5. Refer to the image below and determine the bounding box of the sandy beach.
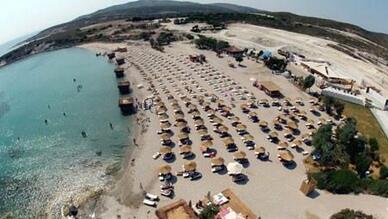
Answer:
[77,41,388,219]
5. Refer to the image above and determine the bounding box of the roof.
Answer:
[156,199,197,219]
[219,189,258,219]
[260,81,280,92]
[225,46,244,53]
[300,61,348,80]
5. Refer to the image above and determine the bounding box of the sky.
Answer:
[1,0,388,45]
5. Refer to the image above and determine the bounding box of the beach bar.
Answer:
[114,67,125,78]
[117,80,131,94]
[258,81,281,97]
[156,199,197,219]
[118,97,136,115]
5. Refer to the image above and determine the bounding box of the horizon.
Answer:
[1,0,388,45]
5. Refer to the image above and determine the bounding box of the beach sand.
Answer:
[77,41,388,219]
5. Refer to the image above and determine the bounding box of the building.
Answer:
[156,199,197,219]
[365,86,388,110]
[224,46,244,57]
[300,61,352,84]
[322,87,365,106]
[258,81,282,97]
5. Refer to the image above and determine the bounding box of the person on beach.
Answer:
[109,122,113,129]
[63,112,67,117]
[44,119,48,125]
[48,104,51,109]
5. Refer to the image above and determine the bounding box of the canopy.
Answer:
[183,161,197,171]
[233,151,247,160]
[158,165,172,174]
[227,162,244,175]
[279,150,294,161]
[160,146,172,154]
[211,157,225,166]
[255,147,266,155]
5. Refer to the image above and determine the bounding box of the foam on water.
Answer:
[0,48,131,218]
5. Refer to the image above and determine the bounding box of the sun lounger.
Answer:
[143,199,157,207]
[152,152,161,160]
[212,165,224,173]
[145,193,159,201]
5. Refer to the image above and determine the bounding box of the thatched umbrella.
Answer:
[291,139,303,148]
[248,111,257,117]
[222,137,234,146]
[279,150,294,161]
[177,132,189,139]
[211,117,223,124]
[227,162,244,175]
[194,119,205,126]
[269,131,279,139]
[191,110,201,117]
[160,146,172,155]
[183,161,197,172]
[233,151,247,160]
[240,103,248,110]
[179,145,192,154]
[259,121,268,127]
[176,121,188,127]
[236,124,247,131]
[278,141,289,149]
[158,165,172,175]
[218,125,229,132]
[242,134,254,141]
[201,140,213,147]
[160,133,171,141]
[254,147,266,155]
[287,121,298,130]
[174,113,185,120]
[259,98,268,104]
[198,129,208,135]
[229,116,240,122]
[157,105,167,113]
[160,122,171,129]
[221,106,231,112]
[206,109,215,115]
[211,157,225,166]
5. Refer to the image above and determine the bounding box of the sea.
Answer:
[0,47,131,218]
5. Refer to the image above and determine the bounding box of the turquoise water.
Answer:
[0,48,131,218]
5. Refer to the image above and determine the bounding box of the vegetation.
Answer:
[312,169,363,194]
[199,204,220,219]
[194,35,230,52]
[341,101,388,162]
[303,75,315,90]
[321,96,345,118]
[264,56,287,71]
[380,165,388,179]
[330,209,374,219]
[235,55,243,65]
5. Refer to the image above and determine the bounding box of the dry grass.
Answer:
[342,101,388,163]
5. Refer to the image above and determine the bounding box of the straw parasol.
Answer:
[291,139,302,148]
[158,113,169,120]
[176,121,188,127]
[227,162,244,175]
[279,150,294,161]
[160,146,172,155]
[218,125,229,132]
[259,121,268,127]
[188,104,197,110]
[158,165,172,175]
[191,110,201,117]
[174,113,185,120]
[211,157,225,166]
[278,141,289,149]
[194,119,205,126]
[229,116,240,122]
[233,151,247,160]
[255,147,266,155]
[242,134,254,141]
[160,122,171,129]
[222,137,234,146]
[269,131,279,139]
[179,145,192,154]
[248,111,257,117]
[287,121,298,130]
[177,132,189,139]
[198,129,208,135]
[183,161,197,172]
[211,117,223,124]
[157,106,167,113]
[160,133,171,141]
[221,106,231,112]
[240,103,248,110]
[206,109,215,115]
[201,140,213,147]
[236,124,247,131]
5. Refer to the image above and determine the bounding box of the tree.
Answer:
[303,75,315,90]
[330,209,373,219]
[380,165,388,179]
[199,204,219,219]
[323,96,335,114]
[369,138,379,152]
[355,154,372,178]
[313,169,362,194]
[334,101,345,118]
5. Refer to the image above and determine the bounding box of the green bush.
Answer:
[366,179,388,197]
[199,204,220,219]
[369,138,379,152]
[312,169,363,194]
[380,165,388,179]
[330,208,373,219]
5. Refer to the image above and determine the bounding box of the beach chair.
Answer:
[145,193,159,201]
[143,199,157,207]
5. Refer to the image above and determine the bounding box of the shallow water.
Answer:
[0,48,131,218]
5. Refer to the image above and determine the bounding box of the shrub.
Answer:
[312,169,363,194]
[199,204,220,219]
[369,138,379,152]
[366,179,388,197]
[380,165,388,179]
[330,208,374,219]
